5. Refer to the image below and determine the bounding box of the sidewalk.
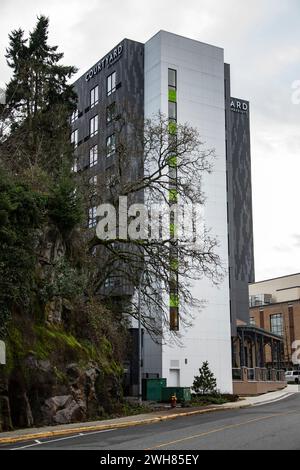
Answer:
[0,386,297,445]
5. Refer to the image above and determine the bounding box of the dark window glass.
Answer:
[89,145,98,167]
[107,72,116,96]
[106,102,116,124]
[88,206,97,228]
[270,314,283,336]
[106,134,116,157]
[168,69,177,88]
[168,101,177,121]
[170,307,179,331]
[90,85,99,108]
[71,129,78,148]
[90,115,98,137]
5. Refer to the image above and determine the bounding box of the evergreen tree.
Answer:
[0,18,82,337]
[192,361,217,395]
[2,15,77,177]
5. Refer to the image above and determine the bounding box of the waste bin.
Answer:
[142,378,167,401]
[161,387,191,403]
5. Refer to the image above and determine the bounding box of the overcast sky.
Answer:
[0,0,299,281]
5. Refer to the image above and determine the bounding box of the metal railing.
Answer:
[232,368,242,380]
[232,367,286,383]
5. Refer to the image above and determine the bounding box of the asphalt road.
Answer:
[3,392,300,450]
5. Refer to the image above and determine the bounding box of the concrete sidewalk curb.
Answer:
[0,403,249,445]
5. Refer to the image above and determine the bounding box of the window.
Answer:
[168,68,177,88]
[104,277,114,288]
[89,145,98,167]
[106,172,116,189]
[89,175,97,195]
[71,109,78,124]
[90,85,99,108]
[107,71,116,96]
[89,175,97,185]
[170,307,179,331]
[71,158,78,173]
[71,129,78,148]
[250,317,256,326]
[90,115,98,137]
[88,206,97,228]
[106,102,116,124]
[270,314,283,336]
[168,101,177,121]
[106,134,116,157]
[104,276,121,289]
[168,68,177,126]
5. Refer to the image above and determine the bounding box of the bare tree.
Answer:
[82,112,225,340]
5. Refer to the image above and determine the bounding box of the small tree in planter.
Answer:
[192,361,217,395]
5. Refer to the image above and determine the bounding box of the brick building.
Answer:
[249,273,300,369]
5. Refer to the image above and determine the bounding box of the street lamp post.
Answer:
[138,269,144,404]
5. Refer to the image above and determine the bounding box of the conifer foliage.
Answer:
[192,361,217,395]
[3,15,77,175]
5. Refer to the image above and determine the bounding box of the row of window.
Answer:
[71,103,116,147]
[168,68,179,333]
[168,68,177,122]
[250,313,284,337]
[71,71,117,124]
[72,135,116,173]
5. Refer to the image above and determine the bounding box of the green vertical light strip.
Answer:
[168,68,179,332]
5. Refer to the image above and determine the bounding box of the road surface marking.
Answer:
[11,429,114,450]
[146,410,299,449]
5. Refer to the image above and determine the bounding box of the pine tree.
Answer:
[192,361,217,395]
[2,15,78,177]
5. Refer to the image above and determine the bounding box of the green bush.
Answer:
[192,361,217,395]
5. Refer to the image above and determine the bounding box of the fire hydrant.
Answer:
[170,394,177,408]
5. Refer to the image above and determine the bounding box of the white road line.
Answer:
[251,393,296,407]
[11,429,114,450]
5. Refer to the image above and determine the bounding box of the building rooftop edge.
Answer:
[145,29,224,52]
[250,273,300,286]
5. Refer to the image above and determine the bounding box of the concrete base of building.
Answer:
[233,381,286,396]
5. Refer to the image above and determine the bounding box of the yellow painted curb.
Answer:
[0,404,247,445]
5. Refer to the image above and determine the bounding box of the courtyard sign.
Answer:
[85,44,123,82]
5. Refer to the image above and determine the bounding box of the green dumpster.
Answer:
[142,378,167,401]
[161,387,191,403]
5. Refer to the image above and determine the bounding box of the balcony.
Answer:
[249,293,272,307]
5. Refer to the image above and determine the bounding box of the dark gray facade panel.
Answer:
[230,96,255,284]
[72,39,145,184]
[225,64,255,333]
[71,39,145,298]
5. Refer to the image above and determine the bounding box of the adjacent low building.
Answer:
[249,273,300,369]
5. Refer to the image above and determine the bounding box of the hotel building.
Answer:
[71,31,254,393]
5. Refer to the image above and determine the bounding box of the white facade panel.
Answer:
[144,31,232,393]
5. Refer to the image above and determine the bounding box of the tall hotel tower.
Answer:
[72,31,254,393]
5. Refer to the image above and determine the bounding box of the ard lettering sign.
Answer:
[85,44,123,82]
[230,99,249,114]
